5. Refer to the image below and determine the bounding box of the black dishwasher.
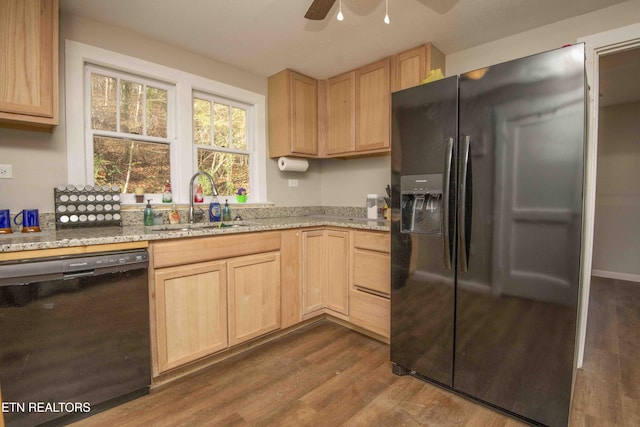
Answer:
[0,250,151,427]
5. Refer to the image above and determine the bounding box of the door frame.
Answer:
[577,24,640,368]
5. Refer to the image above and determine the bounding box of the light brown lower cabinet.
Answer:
[227,252,281,346]
[152,232,282,375]
[350,230,391,339]
[150,228,390,376]
[302,229,350,317]
[154,260,228,373]
[349,289,390,338]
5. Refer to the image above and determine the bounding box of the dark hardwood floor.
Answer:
[72,277,639,426]
[569,277,640,426]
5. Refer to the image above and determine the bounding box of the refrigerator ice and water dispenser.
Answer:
[400,174,442,234]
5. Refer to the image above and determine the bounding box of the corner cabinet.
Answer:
[302,229,350,317]
[0,0,59,131]
[268,69,318,158]
[322,58,391,157]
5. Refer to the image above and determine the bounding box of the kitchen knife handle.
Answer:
[458,135,471,273]
[442,137,454,271]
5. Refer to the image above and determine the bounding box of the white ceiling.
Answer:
[60,0,627,79]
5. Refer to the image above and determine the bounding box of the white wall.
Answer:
[320,156,390,206]
[446,1,640,75]
[592,101,640,277]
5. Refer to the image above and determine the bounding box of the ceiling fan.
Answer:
[305,0,337,20]
[304,0,458,20]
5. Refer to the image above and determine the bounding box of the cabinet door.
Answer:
[391,45,427,92]
[325,230,350,315]
[355,58,390,152]
[268,69,317,158]
[302,230,326,315]
[0,0,58,129]
[325,72,355,155]
[290,72,318,155]
[154,261,228,373]
[302,229,350,316]
[391,43,446,92]
[227,252,281,346]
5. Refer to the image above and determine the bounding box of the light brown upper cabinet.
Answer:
[355,58,391,153]
[0,0,59,132]
[391,42,445,93]
[268,69,318,158]
[324,71,355,156]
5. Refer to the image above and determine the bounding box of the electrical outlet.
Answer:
[0,164,12,179]
[288,179,299,187]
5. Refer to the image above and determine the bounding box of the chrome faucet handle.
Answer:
[193,208,205,223]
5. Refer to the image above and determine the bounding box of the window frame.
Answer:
[65,40,267,205]
[85,64,176,204]
[193,92,255,199]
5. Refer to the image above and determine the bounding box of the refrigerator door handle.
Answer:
[442,137,454,270]
[458,135,471,273]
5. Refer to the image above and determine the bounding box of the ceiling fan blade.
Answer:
[305,0,337,20]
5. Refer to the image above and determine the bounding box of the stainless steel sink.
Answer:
[149,222,250,233]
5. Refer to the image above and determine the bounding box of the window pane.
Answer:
[193,98,211,146]
[120,80,144,135]
[91,74,117,131]
[231,107,247,150]
[94,136,170,194]
[197,148,249,196]
[213,103,230,148]
[146,87,167,138]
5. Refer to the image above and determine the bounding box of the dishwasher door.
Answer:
[0,250,151,427]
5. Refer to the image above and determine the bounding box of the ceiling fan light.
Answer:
[384,0,390,24]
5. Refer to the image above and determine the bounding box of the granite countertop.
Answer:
[0,215,390,254]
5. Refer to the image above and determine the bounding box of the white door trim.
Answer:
[577,24,640,368]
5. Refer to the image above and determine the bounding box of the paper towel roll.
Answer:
[278,157,309,172]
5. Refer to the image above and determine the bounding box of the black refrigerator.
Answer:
[390,44,585,427]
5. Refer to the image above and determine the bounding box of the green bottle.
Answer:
[144,199,154,226]
[222,199,231,221]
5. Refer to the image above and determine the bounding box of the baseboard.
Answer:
[592,269,640,283]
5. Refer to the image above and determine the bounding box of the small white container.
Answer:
[367,194,378,219]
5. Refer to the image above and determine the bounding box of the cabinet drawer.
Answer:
[353,249,390,295]
[349,289,390,338]
[152,231,281,268]
[354,231,390,253]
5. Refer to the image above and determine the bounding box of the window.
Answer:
[193,94,252,197]
[65,41,267,204]
[87,65,175,199]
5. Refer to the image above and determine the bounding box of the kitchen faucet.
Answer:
[189,171,218,223]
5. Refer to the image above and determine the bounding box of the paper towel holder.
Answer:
[278,156,309,172]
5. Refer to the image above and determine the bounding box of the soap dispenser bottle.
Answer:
[222,199,231,221]
[144,199,154,226]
